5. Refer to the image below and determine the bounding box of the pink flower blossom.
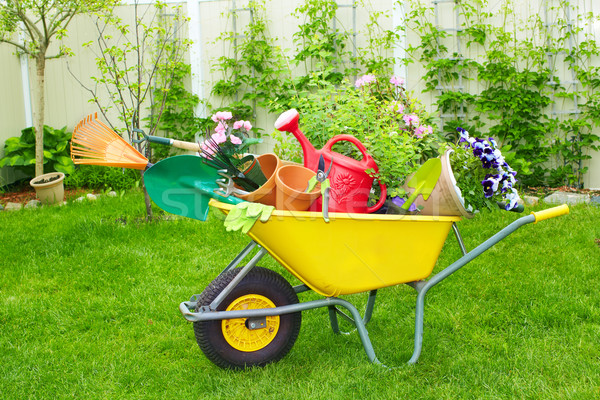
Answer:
[200,142,215,159]
[403,114,420,127]
[214,122,227,134]
[390,76,405,87]
[230,135,242,145]
[212,131,227,144]
[389,101,404,114]
[414,125,433,139]
[355,74,376,88]
[233,120,252,131]
[211,111,233,122]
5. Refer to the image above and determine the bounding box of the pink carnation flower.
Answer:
[211,111,233,122]
[214,122,227,134]
[230,135,242,145]
[212,131,227,144]
[233,120,252,131]
[199,142,215,159]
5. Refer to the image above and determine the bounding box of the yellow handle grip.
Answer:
[531,204,570,223]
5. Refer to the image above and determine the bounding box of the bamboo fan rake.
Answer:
[71,113,149,170]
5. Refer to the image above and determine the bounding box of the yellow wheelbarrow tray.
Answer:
[179,200,570,369]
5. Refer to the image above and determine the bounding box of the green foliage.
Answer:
[211,0,288,113]
[64,165,140,191]
[291,0,355,88]
[0,126,75,176]
[84,1,191,138]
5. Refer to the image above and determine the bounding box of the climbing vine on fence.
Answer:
[404,0,600,188]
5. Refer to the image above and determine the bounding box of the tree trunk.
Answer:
[34,54,46,177]
[141,172,154,222]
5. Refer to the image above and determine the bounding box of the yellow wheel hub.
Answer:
[222,294,280,352]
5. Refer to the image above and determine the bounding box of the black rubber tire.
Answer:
[193,267,301,370]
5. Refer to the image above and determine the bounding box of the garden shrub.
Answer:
[0,125,75,176]
[64,165,140,191]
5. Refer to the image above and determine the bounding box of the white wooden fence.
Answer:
[1,0,599,188]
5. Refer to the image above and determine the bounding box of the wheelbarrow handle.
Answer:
[531,204,570,223]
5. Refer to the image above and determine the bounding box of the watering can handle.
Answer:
[323,135,370,164]
[323,134,387,213]
[366,180,387,214]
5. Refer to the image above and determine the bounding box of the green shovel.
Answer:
[400,158,442,213]
[144,155,244,221]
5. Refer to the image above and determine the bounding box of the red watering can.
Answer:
[274,109,387,214]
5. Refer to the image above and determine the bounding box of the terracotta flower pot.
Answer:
[30,172,65,205]
[407,149,473,218]
[275,164,321,211]
[236,153,281,206]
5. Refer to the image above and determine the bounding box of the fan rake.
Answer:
[70,113,149,170]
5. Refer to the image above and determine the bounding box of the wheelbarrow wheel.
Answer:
[193,267,301,370]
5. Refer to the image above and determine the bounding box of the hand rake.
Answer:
[70,113,149,170]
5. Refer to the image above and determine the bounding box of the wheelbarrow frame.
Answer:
[179,205,569,366]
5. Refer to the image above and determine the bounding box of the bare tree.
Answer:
[72,0,192,220]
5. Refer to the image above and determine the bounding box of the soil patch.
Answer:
[31,175,61,185]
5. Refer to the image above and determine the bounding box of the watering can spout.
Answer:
[274,109,318,167]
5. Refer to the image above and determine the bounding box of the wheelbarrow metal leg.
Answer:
[327,290,378,334]
[326,297,381,365]
[219,241,257,275]
[452,223,468,256]
[207,247,268,311]
[408,214,536,364]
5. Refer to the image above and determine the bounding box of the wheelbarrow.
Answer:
[179,200,570,370]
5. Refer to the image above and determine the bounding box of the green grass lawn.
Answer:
[1,191,599,399]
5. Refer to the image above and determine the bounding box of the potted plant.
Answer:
[411,128,520,217]
[198,111,265,192]
[30,171,65,205]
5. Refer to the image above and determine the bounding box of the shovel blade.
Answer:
[406,158,442,201]
[144,155,243,221]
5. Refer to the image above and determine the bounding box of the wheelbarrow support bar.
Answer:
[408,205,569,364]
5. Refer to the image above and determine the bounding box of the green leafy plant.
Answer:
[64,165,140,191]
[0,0,115,176]
[211,0,288,115]
[0,125,75,176]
